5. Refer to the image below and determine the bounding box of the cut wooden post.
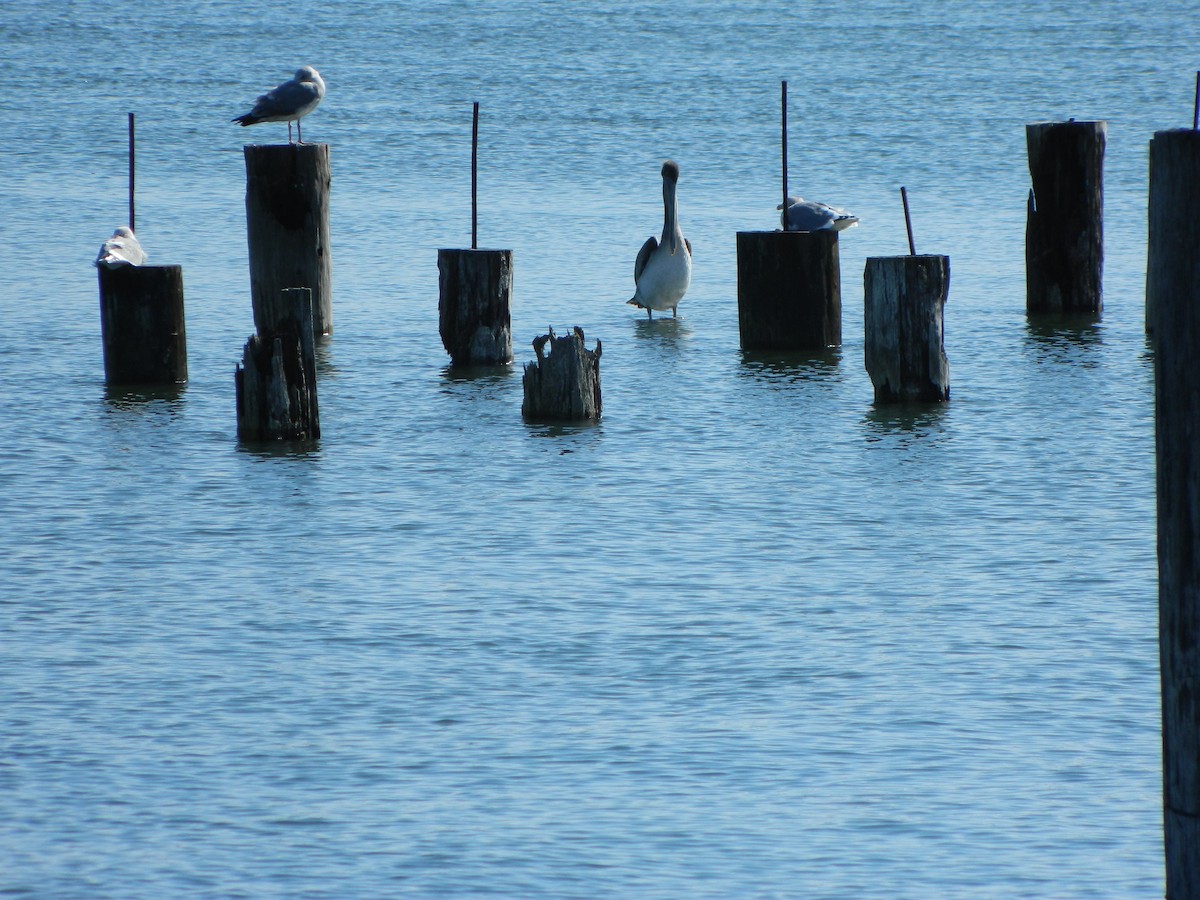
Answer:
[736,230,841,350]
[1025,120,1105,315]
[235,287,320,440]
[97,264,187,384]
[1148,127,1200,899]
[438,248,514,365]
[864,255,950,403]
[243,143,333,336]
[521,327,601,421]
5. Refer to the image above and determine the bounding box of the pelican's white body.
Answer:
[629,161,692,318]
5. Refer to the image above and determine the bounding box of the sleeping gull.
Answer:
[232,66,326,144]
[778,196,859,232]
[95,226,147,268]
[628,160,692,319]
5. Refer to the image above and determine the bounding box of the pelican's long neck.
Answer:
[662,177,680,254]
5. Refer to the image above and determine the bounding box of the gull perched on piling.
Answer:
[95,226,147,268]
[628,160,692,319]
[778,196,859,232]
[232,66,326,144]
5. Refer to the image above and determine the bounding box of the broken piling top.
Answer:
[521,327,602,421]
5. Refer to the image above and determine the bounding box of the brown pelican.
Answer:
[778,196,859,232]
[233,66,326,144]
[628,160,692,319]
[95,227,147,268]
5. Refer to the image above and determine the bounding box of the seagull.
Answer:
[778,196,859,232]
[232,66,326,144]
[95,226,147,268]
[628,160,692,319]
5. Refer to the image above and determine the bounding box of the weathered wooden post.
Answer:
[521,327,601,421]
[438,103,513,366]
[863,188,949,403]
[864,256,950,403]
[97,265,188,384]
[737,230,842,350]
[244,143,333,336]
[1148,127,1200,898]
[1025,120,1105,315]
[235,287,320,440]
[736,81,842,351]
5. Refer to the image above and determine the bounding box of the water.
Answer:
[0,0,1186,895]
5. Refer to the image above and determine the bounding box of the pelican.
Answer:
[628,160,692,319]
[95,226,147,268]
[232,66,326,144]
[778,196,859,232]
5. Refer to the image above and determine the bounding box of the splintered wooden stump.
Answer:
[1148,127,1200,898]
[235,287,320,440]
[97,264,187,384]
[1025,121,1105,315]
[864,256,950,403]
[521,328,601,421]
[244,143,333,336]
[438,248,513,365]
[736,230,841,350]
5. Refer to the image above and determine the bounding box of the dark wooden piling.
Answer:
[521,328,601,421]
[438,248,514,366]
[97,264,187,384]
[235,287,320,440]
[863,255,950,403]
[1025,120,1105,315]
[1148,128,1200,899]
[244,143,333,336]
[736,230,841,350]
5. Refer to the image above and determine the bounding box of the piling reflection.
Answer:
[1023,313,1103,366]
[737,347,842,385]
[235,436,321,460]
[103,382,187,413]
[861,400,950,446]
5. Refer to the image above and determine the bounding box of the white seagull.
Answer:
[95,226,147,268]
[778,196,859,232]
[628,160,692,319]
[233,66,326,144]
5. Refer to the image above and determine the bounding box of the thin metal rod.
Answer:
[1193,71,1199,130]
[128,112,136,232]
[472,102,479,250]
[901,186,916,255]
[781,81,788,228]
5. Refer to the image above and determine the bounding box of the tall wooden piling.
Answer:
[863,255,950,403]
[438,249,514,365]
[97,265,187,384]
[1148,128,1200,899]
[736,230,841,350]
[521,328,601,421]
[1025,120,1105,315]
[244,143,333,336]
[235,287,320,440]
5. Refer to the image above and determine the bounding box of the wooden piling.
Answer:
[243,143,333,336]
[521,328,601,421]
[1148,128,1200,899]
[235,287,320,440]
[438,248,514,366]
[863,255,950,403]
[1025,120,1105,315]
[97,264,187,384]
[736,230,841,350]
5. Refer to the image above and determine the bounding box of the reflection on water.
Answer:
[235,436,321,460]
[1023,313,1104,366]
[861,400,950,446]
[738,347,842,384]
[631,315,693,348]
[102,382,187,413]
